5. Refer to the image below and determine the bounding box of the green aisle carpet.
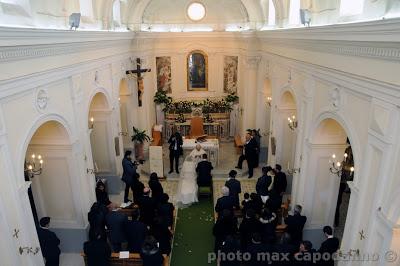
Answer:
[171,198,216,266]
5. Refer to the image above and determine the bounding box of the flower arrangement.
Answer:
[154,90,173,105]
[225,93,239,104]
[164,98,235,114]
[175,113,186,123]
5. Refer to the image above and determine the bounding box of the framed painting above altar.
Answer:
[187,50,208,91]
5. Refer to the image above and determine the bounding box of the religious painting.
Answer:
[156,56,172,93]
[223,56,238,93]
[187,50,208,91]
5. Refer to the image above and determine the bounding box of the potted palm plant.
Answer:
[131,126,151,161]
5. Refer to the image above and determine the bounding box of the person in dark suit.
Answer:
[246,233,274,266]
[88,202,107,239]
[235,132,258,178]
[215,186,235,215]
[36,217,61,266]
[248,192,263,215]
[241,193,251,216]
[284,205,307,246]
[168,131,183,174]
[105,209,128,252]
[225,170,241,208]
[125,208,148,253]
[84,230,111,266]
[138,188,156,226]
[150,216,173,256]
[148,172,164,204]
[121,150,138,203]
[157,193,175,229]
[219,235,241,266]
[239,209,261,250]
[294,241,316,266]
[256,166,274,204]
[140,236,164,266]
[196,154,213,187]
[274,164,288,207]
[259,208,277,244]
[213,209,237,253]
[96,181,112,208]
[251,129,261,167]
[274,233,297,266]
[318,226,339,266]
[132,179,145,204]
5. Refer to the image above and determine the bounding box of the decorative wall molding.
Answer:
[35,89,48,112]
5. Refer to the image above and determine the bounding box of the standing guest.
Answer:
[318,226,339,266]
[256,166,274,204]
[225,170,241,208]
[36,217,61,266]
[141,236,164,266]
[251,129,261,167]
[215,186,235,215]
[235,132,258,178]
[196,154,213,187]
[105,208,128,252]
[132,179,145,204]
[274,164,288,205]
[151,216,173,256]
[239,209,261,250]
[125,209,148,253]
[168,131,183,174]
[121,150,137,203]
[157,193,175,230]
[284,205,307,246]
[213,209,237,253]
[148,172,164,204]
[84,230,111,266]
[241,193,251,216]
[138,187,156,227]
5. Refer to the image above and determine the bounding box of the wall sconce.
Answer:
[25,154,44,179]
[329,153,354,176]
[266,96,272,107]
[89,117,94,129]
[119,131,128,136]
[286,161,300,175]
[288,115,298,130]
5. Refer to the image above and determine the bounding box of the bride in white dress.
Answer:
[175,144,206,208]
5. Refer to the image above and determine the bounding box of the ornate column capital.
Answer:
[245,56,261,69]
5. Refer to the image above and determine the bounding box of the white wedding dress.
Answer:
[175,155,199,208]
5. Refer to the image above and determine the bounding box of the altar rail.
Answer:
[164,113,230,140]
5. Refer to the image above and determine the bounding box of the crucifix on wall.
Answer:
[126,58,151,107]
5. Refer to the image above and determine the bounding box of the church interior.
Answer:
[1,0,400,265]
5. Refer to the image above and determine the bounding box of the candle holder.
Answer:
[266,96,272,107]
[329,153,354,177]
[89,117,94,129]
[25,154,44,179]
[288,115,297,131]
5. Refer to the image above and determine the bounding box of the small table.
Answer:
[182,138,219,166]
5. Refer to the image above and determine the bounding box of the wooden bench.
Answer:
[81,253,169,266]
[234,135,243,155]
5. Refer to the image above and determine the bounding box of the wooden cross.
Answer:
[126,58,151,107]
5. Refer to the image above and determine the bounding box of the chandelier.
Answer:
[329,153,354,176]
[288,115,297,130]
[25,154,44,178]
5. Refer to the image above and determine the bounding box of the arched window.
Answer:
[268,0,276,26]
[79,0,93,18]
[340,0,364,16]
[113,0,121,27]
[288,0,300,25]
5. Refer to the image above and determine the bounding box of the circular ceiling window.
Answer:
[187,2,206,21]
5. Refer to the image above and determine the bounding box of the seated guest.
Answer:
[285,205,307,246]
[196,154,213,187]
[138,187,156,226]
[239,209,261,250]
[37,217,61,266]
[274,233,297,266]
[215,186,235,215]
[318,226,339,266]
[248,193,263,215]
[246,233,273,266]
[141,236,164,266]
[125,209,148,253]
[213,209,237,253]
[88,202,107,237]
[266,189,282,213]
[132,179,145,204]
[220,235,241,266]
[96,181,115,209]
[84,230,111,266]
[294,241,316,266]
[259,208,277,244]
[157,193,175,229]
[149,172,164,204]
[256,166,273,204]
[241,192,251,216]
[225,170,241,208]
[151,216,173,256]
[105,207,128,252]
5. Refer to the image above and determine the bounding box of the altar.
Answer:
[182,138,219,166]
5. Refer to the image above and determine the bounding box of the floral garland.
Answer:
[164,97,237,114]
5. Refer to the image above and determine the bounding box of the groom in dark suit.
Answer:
[168,131,183,174]
[196,154,213,187]
[235,132,258,178]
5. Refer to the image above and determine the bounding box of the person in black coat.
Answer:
[36,217,61,266]
[256,166,274,203]
[215,186,235,215]
[84,230,111,266]
[96,181,112,207]
[318,226,339,266]
[235,132,258,178]
[125,209,148,253]
[239,209,261,250]
[259,209,277,244]
[121,150,138,203]
[241,193,251,216]
[196,154,213,187]
[105,209,128,252]
[274,233,297,266]
[248,193,263,215]
[168,131,183,174]
[150,216,172,256]
[220,235,241,266]
[157,193,175,229]
[213,209,237,253]
[246,233,274,266]
[88,202,107,238]
[138,188,156,226]
[148,172,164,204]
[140,236,164,266]
[274,164,288,207]
[284,205,307,246]
[225,170,241,208]
[132,179,145,204]
[294,241,316,266]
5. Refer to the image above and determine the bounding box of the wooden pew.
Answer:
[234,135,243,155]
[81,253,169,266]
